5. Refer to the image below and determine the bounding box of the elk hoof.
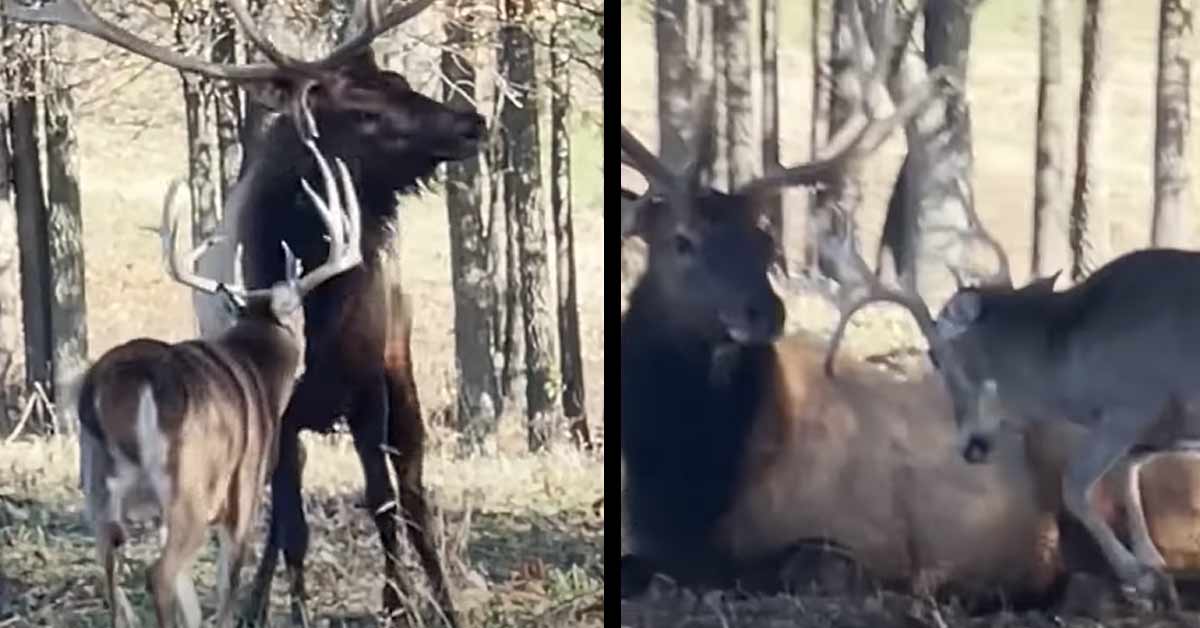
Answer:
[289,598,312,628]
[621,554,657,599]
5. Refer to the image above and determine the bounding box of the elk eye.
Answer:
[673,234,695,257]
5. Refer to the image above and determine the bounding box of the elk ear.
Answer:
[243,79,294,112]
[937,290,983,339]
[621,188,657,240]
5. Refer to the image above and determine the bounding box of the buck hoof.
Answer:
[1123,567,1180,612]
[237,593,270,628]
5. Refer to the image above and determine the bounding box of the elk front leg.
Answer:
[242,426,310,628]
[348,377,418,624]
[385,366,460,628]
[1061,413,1178,609]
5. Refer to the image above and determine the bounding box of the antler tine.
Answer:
[1,0,285,81]
[819,235,942,376]
[160,178,238,297]
[318,0,438,68]
[737,65,953,196]
[620,126,680,192]
[970,221,1013,287]
[224,0,315,73]
[296,139,365,295]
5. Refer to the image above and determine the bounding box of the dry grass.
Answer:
[0,14,605,628]
[621,0,1200,626]
[0,428,603,627]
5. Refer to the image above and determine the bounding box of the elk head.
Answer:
[621,0,955,351]
[622,122,784,348]
[2,0,486,181]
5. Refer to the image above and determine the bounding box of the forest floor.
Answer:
[0,6,605,628]
[620,0,1200,626]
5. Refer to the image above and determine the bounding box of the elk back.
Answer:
[710,332,1062,599]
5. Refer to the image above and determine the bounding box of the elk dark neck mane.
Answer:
[621,282,772,582]
[230,118,437,290]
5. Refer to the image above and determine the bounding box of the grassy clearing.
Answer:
[0,11,606,628]
[1,425,603,627]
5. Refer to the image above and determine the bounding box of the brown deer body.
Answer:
[77,143,363,628]
[0,1,483,624]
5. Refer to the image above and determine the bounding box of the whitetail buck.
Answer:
[1,1,482,625]
[824,217,1200,609]
[76,141,361,628]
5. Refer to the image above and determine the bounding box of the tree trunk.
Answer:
[1069,0,1110,281]
[443,0,499,444]
[176,7,221,247]
[761,0,785,267]
[890,0,980,307]
[719,0,758,188]
[550,8,588,449]
[813,0,865,279]
[499,131,520,405]
[501,0,559,451]
[1031,0,1069,278]
[1152,0,1193,247]
[486,102,508,414]
[213,0,242,205]
[43,28,87,433]
[655,0,699,165]
[806,0,834,274]
[11,25,52,412]
[0,17,23,428]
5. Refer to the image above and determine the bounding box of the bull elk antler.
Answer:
[1,0,433,80]
[161,139,363,302]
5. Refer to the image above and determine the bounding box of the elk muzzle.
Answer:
[718,293,785,347]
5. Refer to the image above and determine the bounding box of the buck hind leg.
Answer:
[149,499,208,628]
[1062,412,1177,608]
[91,444,140,627]
[385,367,459,628]
[97,517,139,628]
[214,523,248,628]
[1117,458,1168,570]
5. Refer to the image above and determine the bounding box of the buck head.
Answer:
[161,138,364,381]
[927,271,1061,463]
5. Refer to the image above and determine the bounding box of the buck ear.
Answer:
[937,290,983,339]
[1025,270,1061,295]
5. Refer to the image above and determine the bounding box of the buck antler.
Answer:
[161,141,362,301]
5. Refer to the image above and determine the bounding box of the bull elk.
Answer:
[0,1,485,625]
[76,141,361,628]
[824,223,1200,608]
